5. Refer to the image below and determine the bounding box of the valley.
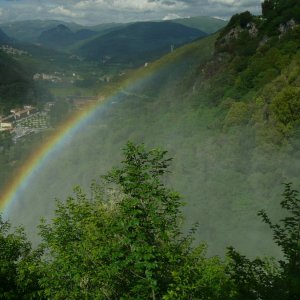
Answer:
[1,1,300,297]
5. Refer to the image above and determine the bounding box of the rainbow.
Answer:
[0,63,162,215]
[0,99,103,215]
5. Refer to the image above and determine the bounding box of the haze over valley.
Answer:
[1,0,300,298]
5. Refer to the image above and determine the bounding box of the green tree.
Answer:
[37,142,235,299]
[259,183,300,299]
[226,247,279,300]
[0,215,42,299]
[271,86,300,130]
[227,183,300,300]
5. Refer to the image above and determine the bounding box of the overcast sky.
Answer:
[0,0,263,25]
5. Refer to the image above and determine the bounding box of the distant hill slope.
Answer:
[0,51,35,112]
[75,21,207,65]
[171,16,227,34]
[0,28,12,44]
[0,20,123,44]
[37,24,99,50]
[0,20,83,43]
[38,24,75,48]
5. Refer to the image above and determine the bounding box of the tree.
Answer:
[259,183,300,299]
[271,86,300,130]
[37,142,235,299]
[227,183,300,300]
[0,215,42,299]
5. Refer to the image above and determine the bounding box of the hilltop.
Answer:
[171,15,227,34]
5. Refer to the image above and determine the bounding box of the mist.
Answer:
[5,40,299,259]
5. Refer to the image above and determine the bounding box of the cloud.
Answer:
[74,0,186,11]
[0,0,263,25]
[163,13,183,20]
[49,5,84,18]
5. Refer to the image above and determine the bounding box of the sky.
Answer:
[0,0,263,25]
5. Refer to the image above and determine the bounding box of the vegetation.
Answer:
[0,51,35,114]
[1,142,300,299]
[171,16,227,34]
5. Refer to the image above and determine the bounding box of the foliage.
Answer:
[258,183,300,299]
[224,101,250,127]
[0,141,237,299]
[262,0,300,22]
[163,245,235,300]
[228,183,300,300]
[1,143,300,299]
[0,51,35,113]
[226,11,253,30]
[0,215,41,299]
[227,248,279,300]
[33,142,236,299]
[270,86,300,129]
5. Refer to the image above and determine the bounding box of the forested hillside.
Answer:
[0,51,36,114]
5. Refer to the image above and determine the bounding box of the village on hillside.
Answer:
[0,104,52,142]
[0,95,99,143]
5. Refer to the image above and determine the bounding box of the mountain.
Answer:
[74,28,98,40]
[171,16,227,34]
[0,20,123,44]
[0,17,223,46]
[75,21,207,65]
[0,20,84,43]
[0,28,12,44]
[38,24,76,49]
[37,24,102,50]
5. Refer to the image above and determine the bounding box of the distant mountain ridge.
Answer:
[37,24,98,49]
[75,21,207,65]
[0,20,85,43]
[171,16,227,34]
[0,16,225,44]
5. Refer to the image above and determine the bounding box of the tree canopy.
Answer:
[1,143,300,299]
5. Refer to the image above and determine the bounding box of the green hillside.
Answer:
[0,51,36,114]
[172,16,227,34]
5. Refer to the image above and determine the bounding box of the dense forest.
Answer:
[1,0,300,298]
